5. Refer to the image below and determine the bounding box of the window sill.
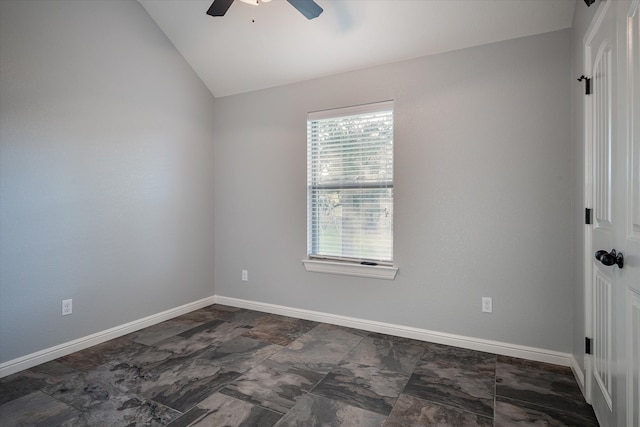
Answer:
[302,259,398,280]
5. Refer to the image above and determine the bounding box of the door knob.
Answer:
[595,249,624,269]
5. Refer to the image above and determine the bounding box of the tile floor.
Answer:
[0,304,599,426]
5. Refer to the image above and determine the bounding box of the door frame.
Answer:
[623,1,640,425]
[582,0,613,407]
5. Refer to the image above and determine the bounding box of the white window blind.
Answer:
[307,101,394,264]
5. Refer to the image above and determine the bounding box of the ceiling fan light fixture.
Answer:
[207,0,322,19]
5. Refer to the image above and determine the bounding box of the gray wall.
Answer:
[214,30,573,352]
[0,0,578,364]
[0,0,216,363]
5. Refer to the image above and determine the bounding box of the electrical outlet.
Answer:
[62,299,73,316]
[242,270,248,282]
[482,297,492,313]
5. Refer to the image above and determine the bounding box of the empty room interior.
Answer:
[1,0,639,426]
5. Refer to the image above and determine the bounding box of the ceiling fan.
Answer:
[206,0,323,20]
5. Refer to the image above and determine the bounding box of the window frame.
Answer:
[303,101,398,280]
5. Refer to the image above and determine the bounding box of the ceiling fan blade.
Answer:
[206,0,234,16]
[286,0,323,19]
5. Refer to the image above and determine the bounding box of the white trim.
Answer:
[214,295,573,367]
[308,100,394,120]
[571,354,587,397]
[0,296,216,379]
[582,0,614,405]
[1,294,579,382]
[584,355,593,404]
[302,259,398,280]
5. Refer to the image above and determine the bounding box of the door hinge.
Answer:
[585,208,592,225]
[585,337,592,355]
[577,75,592,95]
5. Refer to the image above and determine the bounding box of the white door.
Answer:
[586,1,618,425]
[585,1,640,426]
[620,1,640,426]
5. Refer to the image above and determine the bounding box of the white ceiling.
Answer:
[138,0,576,98]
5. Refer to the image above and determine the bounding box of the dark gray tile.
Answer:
[241,316,318,346]
[197,336,283,373]
[172,306,238,326]
[124,342,177,368]
[311,362,409,415]
[49,351,230,415]
[0,374,47,405]
[166,392,282,427]
[497,355,573,374]
[0,391,82,426]
[54,337,173,379]
[385,393,493,427]
[403,372,494,418]
[155,320,252,356]
[58,338,173,373]
[177,319,247,340]
[152,335,214,357]
[368,332,430,348]
[57,337,144,371]
[273,393,387,427]
[221,359,324,414]
[41,369,120,411]
[138,356,242,412]
[1,306,601,427]
[38,367,181,425]
[0,361,76,405]
[219,309,273,326]
[85,358,162,394]
[73,394,181,426]
[496,356,594,420]
[206,304,241,313]
[403,344,496,418]
[340,335,424,374]
[125,320,195,346]
[419,342,497,372]
[265,313,315,324]
[29,359,79,378]
[495,395,599,427]
[177,319,230,338]
[270,323,365,374]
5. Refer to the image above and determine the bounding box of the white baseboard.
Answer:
[1,294,577,380]
[214,295,573,367]
[570,354,586,395]
[0,296,216,379]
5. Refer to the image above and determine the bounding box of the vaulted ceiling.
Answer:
[138,0,576,98]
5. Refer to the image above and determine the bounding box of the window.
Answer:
[306,101,394,272]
